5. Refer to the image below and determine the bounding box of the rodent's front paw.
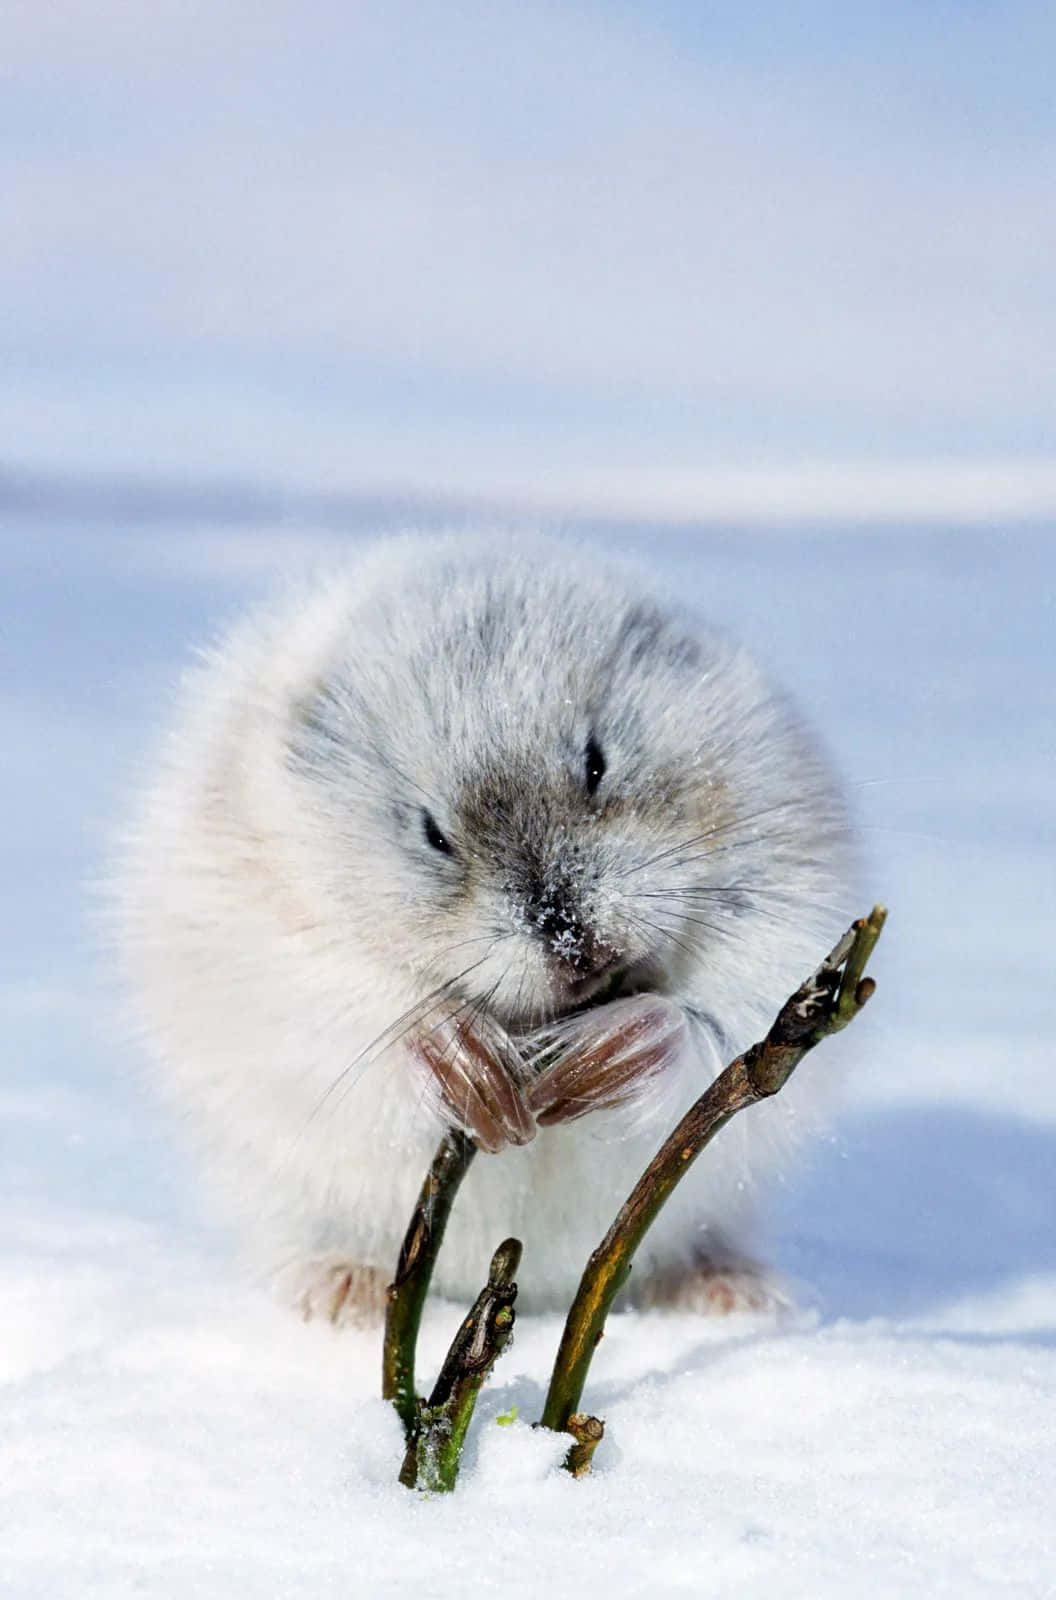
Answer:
[525,995,685,1127]
[410,1015,536,1153]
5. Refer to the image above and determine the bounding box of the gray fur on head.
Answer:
[114,534,857,1313]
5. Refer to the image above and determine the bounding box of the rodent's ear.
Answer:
[289,677,329,733]
[286,678,348,775]
[611,601,704,674]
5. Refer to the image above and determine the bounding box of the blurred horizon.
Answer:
[5,0,1056,525]
[8,459,1056,537]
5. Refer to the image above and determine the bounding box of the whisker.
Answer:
[618,797,834,881]
[639,826,847,876]
[629,886,839,922]
[847,775,949,788]
[303,952,496,1128]
[636,892,843,953]
[622,907,703,970]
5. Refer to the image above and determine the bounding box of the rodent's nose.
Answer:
[529,891,618,986]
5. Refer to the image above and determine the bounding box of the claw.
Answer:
[411,1017,537,1151]
[527,996,684,1126]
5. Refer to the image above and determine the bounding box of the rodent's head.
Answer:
[284,540,852,1045]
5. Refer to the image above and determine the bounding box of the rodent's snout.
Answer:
[522,880,622,993]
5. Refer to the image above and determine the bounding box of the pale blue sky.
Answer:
[4,0,1055,518]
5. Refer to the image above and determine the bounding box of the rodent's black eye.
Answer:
[422,809,454,856]
[584,735,606,796]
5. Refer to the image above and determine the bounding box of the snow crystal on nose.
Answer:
[549,926,583,961]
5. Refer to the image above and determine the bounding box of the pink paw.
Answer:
[289,1258,390,1327]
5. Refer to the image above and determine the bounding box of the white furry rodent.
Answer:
[115,535,855,1320]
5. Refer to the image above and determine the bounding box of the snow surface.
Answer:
[2,519,1054,1597]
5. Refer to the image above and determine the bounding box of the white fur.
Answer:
[112,535,857,1312]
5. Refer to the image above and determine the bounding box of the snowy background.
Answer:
[4,4,1055,1596]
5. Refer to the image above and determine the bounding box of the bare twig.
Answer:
[382,1126,476,1441]
[565,1413,605,1478]
[383,907,886,1489]
[401,1238,523,1492]
[540,906,887,1447]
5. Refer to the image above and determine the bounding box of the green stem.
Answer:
[540,906,887,1440]
[403,1238,522,1492]
[382,1126,476,1442]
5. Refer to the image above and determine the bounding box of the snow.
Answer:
[2,518,1054,1597]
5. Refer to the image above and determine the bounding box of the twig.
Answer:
[540,906,887,1446]
[565,1413,605,1478]
[382,1126,476,1441]
[401,1238,522,1492]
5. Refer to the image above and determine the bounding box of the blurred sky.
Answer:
[5,0,1056,522]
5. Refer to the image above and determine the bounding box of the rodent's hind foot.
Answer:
[631,1246,789,1316]
[290,1257,390,1328]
